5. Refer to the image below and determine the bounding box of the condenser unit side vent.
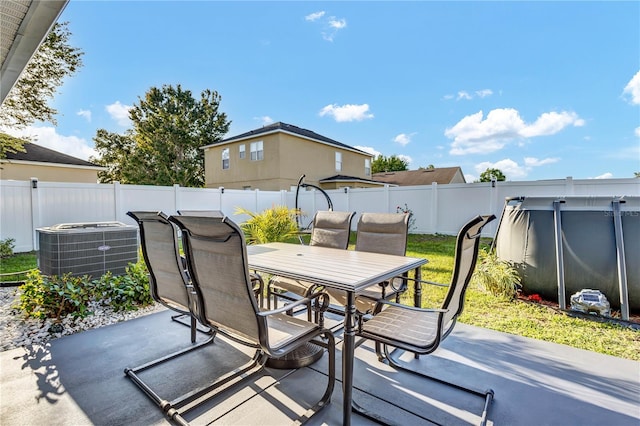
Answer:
[37,222,138,278]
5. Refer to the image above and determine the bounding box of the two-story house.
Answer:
[202,122,384,191]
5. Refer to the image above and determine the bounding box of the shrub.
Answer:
[18,270,92,320]
[235,205,300,244]
[17,259,152,319]
[471,248,521,299]
[0,238,15,258]
[94,261,152,311]
[396,203,417,232]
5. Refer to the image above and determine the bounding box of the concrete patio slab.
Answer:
[1,309,638,425]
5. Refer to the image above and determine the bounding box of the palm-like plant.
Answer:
[235,205,300,245]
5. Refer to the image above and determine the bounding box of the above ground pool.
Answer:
[494,196,639,318]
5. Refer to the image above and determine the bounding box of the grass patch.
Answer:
[0,251,37,282]
[2,235,638,360]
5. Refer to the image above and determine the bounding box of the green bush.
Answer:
[235,205,300,244]
[0,238,15,258]
[94,262,152,311]
[17,260,152,320]
[18,271,92,320]
[471,248,521,299]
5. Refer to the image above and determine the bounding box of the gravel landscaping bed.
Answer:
[0,286,164,352]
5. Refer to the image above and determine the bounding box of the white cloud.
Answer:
[446,89,493,101]
[520,111,584,137]
[305,11,325,22]
[622,70,640,105]
[393,132,416,146]
[254,116,274,125]
[473,156,561,180]
[398,154,413,167]
[524,157,560,167]
[106,101,132,127]
[593,172,613,179]
[457,91,472,101]
[328,17,347,29]
[635,127,640,137]
[2,125,96,160]
[354,146,381,157]
[77,109,92,122]
[476,89,493,98]
[465,173,477,182]
[446,108,584,155]
[475,158,528,179]
[319,103,373,122]
[306,11,346,41]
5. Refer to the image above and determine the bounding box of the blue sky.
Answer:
[5,1,640,181]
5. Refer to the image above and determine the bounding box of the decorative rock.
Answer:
[0,287,163,352]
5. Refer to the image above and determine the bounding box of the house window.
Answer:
[250,141,263,161]
[365,158,371,176]
[239,144,245,159]
[335,152,342,171]
[222,148,229,170]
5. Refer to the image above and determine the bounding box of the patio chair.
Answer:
[326,212,410,314]
[126,211,211,344]
[126,214,335,425]
[267,210,355,323]
[352,214,496,426]
[178,210,264,306]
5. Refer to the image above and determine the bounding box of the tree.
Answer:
[371,155,409,173]
[478,168,506,182]
[635,172,640,178]
[91,129,137,183]
[0,133,28,158]
[92,84,230,187]
[0,22,83,157]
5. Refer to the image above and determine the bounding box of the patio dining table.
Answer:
[246,242,427,425]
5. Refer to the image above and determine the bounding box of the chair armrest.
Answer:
[374,299,449,313]
[257,290,329,317]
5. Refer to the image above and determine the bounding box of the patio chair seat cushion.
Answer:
[361,305,439,349]
[265,312,321,349]
[269,276,312,296]
[325,277,405,314]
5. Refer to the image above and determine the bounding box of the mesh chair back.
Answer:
[169,215,261,343]
[127,211,191,312]
[440,215,495,334]
[177,210,224,217]
[355,213,409,256]
[309,211,355,249]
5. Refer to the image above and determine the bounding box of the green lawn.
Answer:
[2,237,638,361]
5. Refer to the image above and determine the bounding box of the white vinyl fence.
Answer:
[2,177,638,253]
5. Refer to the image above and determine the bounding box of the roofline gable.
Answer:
[201,122,372,157]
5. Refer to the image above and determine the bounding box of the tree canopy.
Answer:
[0,22,83,158]
[91,84,230,187]
[371,155,409,174]
[478,168,506,182]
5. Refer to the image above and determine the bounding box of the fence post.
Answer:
[173,184,180,214]
[113,181,121,221]
[430,182,438,234]
[384,185,390,212]
[30,177,40,251]
[565,176,574,195]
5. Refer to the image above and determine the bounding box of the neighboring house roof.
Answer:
[3,142,102,169]
[319,174,390,186]
[372,167,466,186]
[202,121,372,156]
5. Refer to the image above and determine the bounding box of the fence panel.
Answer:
[2,177,639,252]
[36,182,116,227]
[1,181,33,252]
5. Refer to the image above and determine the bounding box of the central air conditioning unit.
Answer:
[37,222,138,278]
